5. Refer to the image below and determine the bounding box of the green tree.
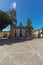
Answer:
[0,10,12,31]
[26,18,33,36]
[7,9,17,25]
[0,10,17,37]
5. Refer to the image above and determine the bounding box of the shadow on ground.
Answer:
[0,37,37,46]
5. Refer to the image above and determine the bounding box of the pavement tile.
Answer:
[0,39,43,65]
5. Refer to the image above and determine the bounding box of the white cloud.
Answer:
[12,2,16,9]
[12,2,16,8]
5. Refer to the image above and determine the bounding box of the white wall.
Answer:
[14,28,26,37]
[22,29,25,36]
[17,29,20,37]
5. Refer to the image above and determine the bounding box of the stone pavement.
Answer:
[0,38,43,65]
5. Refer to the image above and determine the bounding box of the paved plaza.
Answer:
[0,38,43,65]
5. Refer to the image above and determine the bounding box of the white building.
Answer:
[14,27,26,37]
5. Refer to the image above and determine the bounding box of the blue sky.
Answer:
[0,0,43,31]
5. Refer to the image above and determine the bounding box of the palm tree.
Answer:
[26,18,33,37]
[7,9,17,37]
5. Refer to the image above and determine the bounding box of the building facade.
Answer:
[0,26,28,38]
[14,27,27,37]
